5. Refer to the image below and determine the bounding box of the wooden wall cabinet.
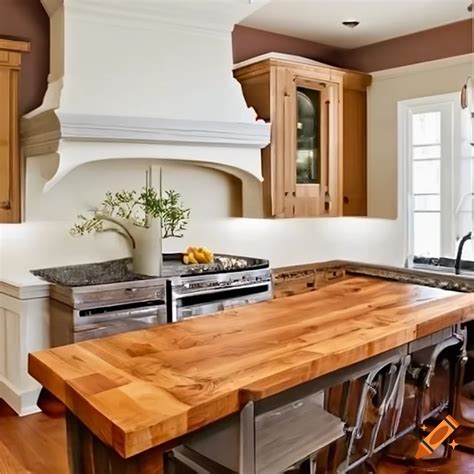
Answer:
[0,38,30,223]
[234,57,372,218]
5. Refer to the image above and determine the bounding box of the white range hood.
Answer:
[22,0,271,215]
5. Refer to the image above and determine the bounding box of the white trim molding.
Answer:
[67,0,271,37]
[22,112,270,155]
[21,109,270,199]
[40,0,62,17]
[0,376,42,417]
[0,280,50,300]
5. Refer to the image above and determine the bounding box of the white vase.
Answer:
[130,218,162,276]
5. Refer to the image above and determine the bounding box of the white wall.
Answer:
[368,54,472,219]
[0,157,402,284]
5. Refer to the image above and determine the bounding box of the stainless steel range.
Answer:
[166,255,272,322]
[32,254,272,346]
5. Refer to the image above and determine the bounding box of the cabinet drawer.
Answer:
[0,51,9,64]
[255,391,345,473]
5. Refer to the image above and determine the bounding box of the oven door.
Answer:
[169,282,272,322]
[73,313,165,342]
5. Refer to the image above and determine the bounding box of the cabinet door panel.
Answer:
[0,64,20,223]
[5,309,20,386]
[272,67,288,217]
[0,68,12,210]
[327,82,342,217]
[0,308,6,377]
[343,89,367,216]
[283,68,296,217]
[0,39,25,224]
[285,72,341,217]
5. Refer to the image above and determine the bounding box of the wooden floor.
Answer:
[379,449,474,474]
[0,401,67,474]
[0,400,473,474]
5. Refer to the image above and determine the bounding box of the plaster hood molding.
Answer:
[22,0,271,214]
[21,112,270,191]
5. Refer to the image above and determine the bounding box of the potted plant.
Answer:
[71,187,190,276]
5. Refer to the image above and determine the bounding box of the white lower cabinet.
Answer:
[0,289,49,415]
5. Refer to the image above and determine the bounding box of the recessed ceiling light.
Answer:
[342,20,360,29]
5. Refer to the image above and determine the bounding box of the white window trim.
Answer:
[398,92,460,262]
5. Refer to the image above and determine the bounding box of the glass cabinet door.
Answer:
[296,87,321,184]
[282,70,341,218]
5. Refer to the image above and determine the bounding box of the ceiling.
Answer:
[240,0,472,48]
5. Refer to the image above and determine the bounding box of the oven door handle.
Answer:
[171,281,271,298]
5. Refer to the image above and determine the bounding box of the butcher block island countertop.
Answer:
[28,276,474,462]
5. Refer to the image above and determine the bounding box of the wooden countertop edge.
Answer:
[28,351,243,459]
[416,299,473,337]
[28,352,127,456]
[239,324,417,401]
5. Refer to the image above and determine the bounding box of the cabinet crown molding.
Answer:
[0,38,30,53]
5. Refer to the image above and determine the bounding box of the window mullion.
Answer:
[439,104,454,257]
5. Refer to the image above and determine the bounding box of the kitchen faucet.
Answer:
[455,232,472,275]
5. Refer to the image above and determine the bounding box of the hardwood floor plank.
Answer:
[0,401,68,474]
[0,440,30,474]
[379,450,474,474]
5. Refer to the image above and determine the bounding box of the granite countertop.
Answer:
[3,257,474,297]
[273,260,474,293]
[347,262,474,293]
[29,254,269,288]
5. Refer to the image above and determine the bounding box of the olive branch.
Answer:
[71,188,190,245]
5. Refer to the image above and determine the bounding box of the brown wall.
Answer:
[339,19,473,72]
[0,0,49,116]
[233,20,472,73]
[233,25,344,64]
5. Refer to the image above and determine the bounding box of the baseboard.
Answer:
[0,376,41,416]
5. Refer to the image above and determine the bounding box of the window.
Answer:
[400,93,473,260]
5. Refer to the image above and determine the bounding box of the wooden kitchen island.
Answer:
[28,276,474,473]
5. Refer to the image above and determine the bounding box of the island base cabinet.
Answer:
[318,327,465,472]
[175,349,409,474]
[178,392,344,474]
[61,327,466,474]
[170,328,465,474]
